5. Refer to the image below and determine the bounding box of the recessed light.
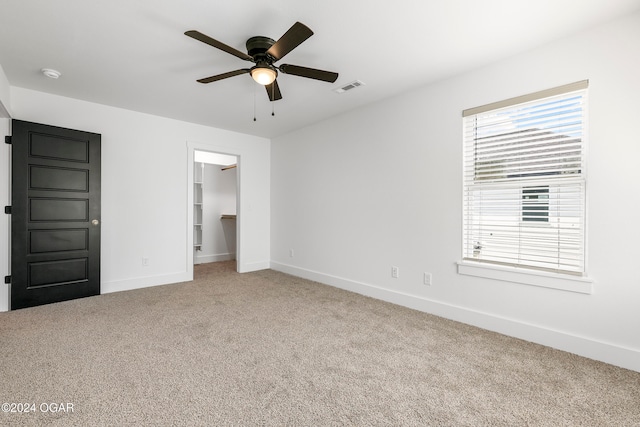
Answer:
[41,68,61,79]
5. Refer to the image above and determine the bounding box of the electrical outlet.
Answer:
[289,249,294,258]
[142,257,149,266]
[391,266,399,278]
[424,272,432,286]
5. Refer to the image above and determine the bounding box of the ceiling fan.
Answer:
[185,22,339,102]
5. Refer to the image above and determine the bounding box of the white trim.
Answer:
[186,144,195,279]
[457,260,593,294]
[463,80,588,116]
[270,261,638,373]
[0,118,9,312]
[186,141,242,277]
[102,270,191,294]
[195,252,235,264]
[239,260,270,273]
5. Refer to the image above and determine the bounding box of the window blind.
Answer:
[462,82,588,276]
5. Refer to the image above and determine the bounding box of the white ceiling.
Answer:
[1,1,639,139]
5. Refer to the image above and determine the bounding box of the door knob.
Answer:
[92,219,99,226]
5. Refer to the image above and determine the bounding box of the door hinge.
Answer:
[4,136,10,144]
[4,276,10,284]
[4,206,10,214]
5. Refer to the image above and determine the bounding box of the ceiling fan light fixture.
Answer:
[250,66,277,85]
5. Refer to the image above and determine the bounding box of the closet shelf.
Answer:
[220,214,236,220]
[194,161,204,252]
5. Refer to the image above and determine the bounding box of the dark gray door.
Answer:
[10,120,101,309]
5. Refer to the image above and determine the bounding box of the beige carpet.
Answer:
[1,261,639,426]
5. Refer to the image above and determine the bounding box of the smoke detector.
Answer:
[42,68,61,79]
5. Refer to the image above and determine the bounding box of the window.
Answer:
[462,81,588,276]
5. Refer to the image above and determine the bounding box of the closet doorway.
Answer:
[186,141,243,278]
[192,150,238,268]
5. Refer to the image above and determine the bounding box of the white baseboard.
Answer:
[101,256,269,295]
[195,252,235,264]
[239,260,270,273]
[270,261,640,373]
[0,289,8,312]
[0,271,192,311]
[102,271,191,294]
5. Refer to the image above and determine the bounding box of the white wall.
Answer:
[196,162,237,264]
[271,12,640,372]
[0,64,10,117]
[6,87,270,300]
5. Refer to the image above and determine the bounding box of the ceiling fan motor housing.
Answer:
[247,36,278,83]
[246,36,276,61]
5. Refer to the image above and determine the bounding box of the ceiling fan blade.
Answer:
[197,69,250,84]
[279,64,339,83]
[265,80,283,101]
[266,22,313,61]
[185,30,253,62]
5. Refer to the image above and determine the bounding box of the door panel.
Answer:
[30,166,89,191]
[29,198,89,221]
[11,120,101,309]
[29,133,89,161]
[30,229,88,253]
[29,258,88,288]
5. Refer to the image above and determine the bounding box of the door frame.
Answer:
[186,141,241,277]
[1,117,10,312]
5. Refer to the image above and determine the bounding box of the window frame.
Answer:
[460,81,591,291]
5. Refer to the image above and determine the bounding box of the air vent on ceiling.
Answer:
[334,80,366,94]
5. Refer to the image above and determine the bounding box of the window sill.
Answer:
[457,261,593,294]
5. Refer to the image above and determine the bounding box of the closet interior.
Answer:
[193,151,238,265]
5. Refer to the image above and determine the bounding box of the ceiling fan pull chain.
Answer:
[272,84,275,116]
[253,83,257,122]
